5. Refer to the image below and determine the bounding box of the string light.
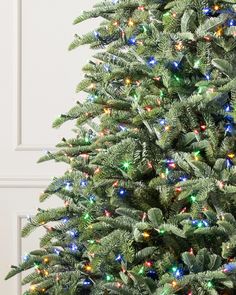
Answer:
[175,41,184,51]
[216,26,224,37]
[80,179,88,187]
[30,285,36,291]
[147,162,153,169]
[207,281,213,288]
[143,231,150,238]
[71,243,78,252]
[54,248,61,255]
[83,278,93,287]
[144,260,153,267]
[213,4,220,11]
[89,195,96,204]
[147,269,158,280]
[122,161,131,170]
[171,280,177,287]
[224,103,233,112]
[190,195,197,203]
[227,153,235,159]
[65,181,73,191]
[117,187,128,197]
[175,187,182,193]
[145,105,153,112]
[147,56,158,67]
[124,77,132,85]
[128,19,134,26]
[203,7,211,15]
[171,266,183,279]
[84,264,92,272]
[104,108,111,115]
[226,158,233,169]
[138,266,145,274]
[204,73,211,80]
[194,59,201,69]
[227,19,236,27]
[105,274,114,281]
[115,254,123,262]
[104,209,112,217]
[127,36,136,46]
[138,6,145,11]
[189,248,194,255]
[113,20,119,27]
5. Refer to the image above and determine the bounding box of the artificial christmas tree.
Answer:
[6,0,236,294]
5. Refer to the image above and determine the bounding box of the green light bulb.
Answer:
[123,161,130,170]
[194,150,200,156]
[197,221,203,228]
[190,195,196,202]
[138,266,144,275]
[207,281,213,288]
[84,213,90,220]
[194,59,201,69]
[106,274,113,281]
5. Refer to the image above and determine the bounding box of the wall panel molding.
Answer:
[0,176,51,188]
[14,0,55,152]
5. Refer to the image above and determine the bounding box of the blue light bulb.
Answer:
[65,181,73,191]
[94,31,100,39]
[23,254,30,262]
[173,61,180,69]
[159,118,166,125]
[147,269,158,280]
[119,125,128,132]
[202,220,209,227]
[88,195,96,203]
[225,124,233,135]
[203,7,211,15]
[192,219,198,226]
[103,64,111,72]
[68,230,78,238]
[179,176,188,182]
[147,56,158,67]
[128,36,136,46]
[173,268,183,279]
[83,278,93,287]
[226,158,233,169]
[62,217,69,223]
[87,94,97,102]
[80,179,88,187]
[117,187,128,197]
[227,19,236,27]
[204,73,210,80]
[115,254,123,262]
[224,104,233,112]
[54,248,61,255]
[71,243,78,252]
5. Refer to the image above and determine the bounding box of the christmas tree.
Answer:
[6,0,236,294]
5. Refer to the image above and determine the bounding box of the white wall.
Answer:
[0,0,98,293]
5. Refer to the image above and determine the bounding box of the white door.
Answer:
[0,1,98,293]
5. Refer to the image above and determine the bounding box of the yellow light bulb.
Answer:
[85,265,92,272]
[128,19,134,26]
[125,78,131,85]
[228,153,235,159]
[143,231,150,238]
